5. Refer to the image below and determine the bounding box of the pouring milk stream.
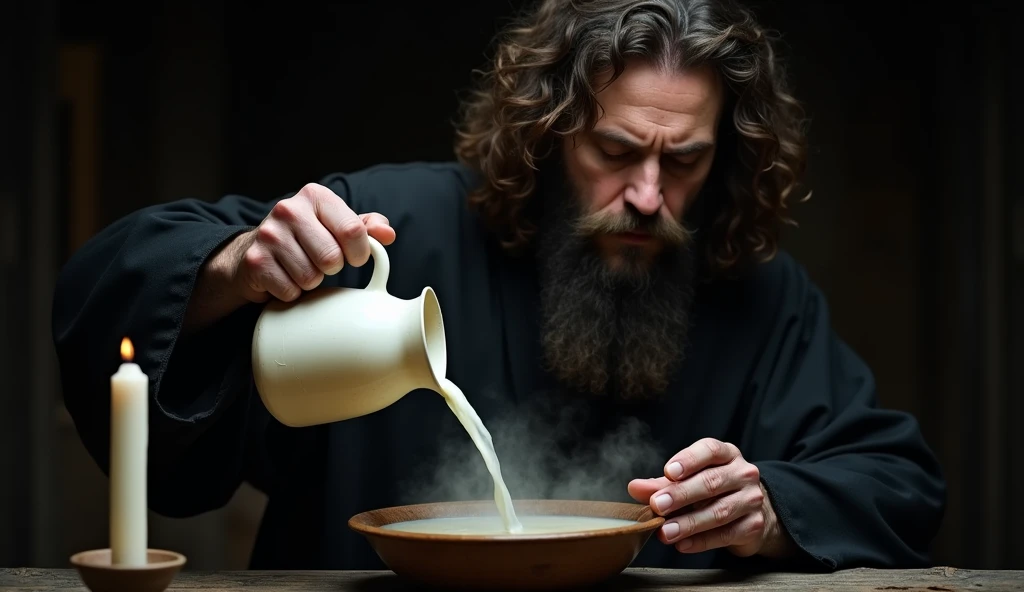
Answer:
[252,237,523,533]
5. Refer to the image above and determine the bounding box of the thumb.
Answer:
[627,477,671,504]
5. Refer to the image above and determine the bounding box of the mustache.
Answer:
[572,208,693,246]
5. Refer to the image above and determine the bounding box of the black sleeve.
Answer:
[740,261,946,570]
[52,162,475,519]
[52,193,284,517]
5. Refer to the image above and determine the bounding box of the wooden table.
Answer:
[2,566,1022,591]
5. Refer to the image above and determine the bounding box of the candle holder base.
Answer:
[70,548,186,592]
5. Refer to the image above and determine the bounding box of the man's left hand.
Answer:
[627,438,795,559]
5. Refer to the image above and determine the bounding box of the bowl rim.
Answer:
[348,499,665,543]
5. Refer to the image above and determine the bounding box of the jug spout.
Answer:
[417,286,448,391]
[251,238,447,427]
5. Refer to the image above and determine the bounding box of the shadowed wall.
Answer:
[1,0,1020,570]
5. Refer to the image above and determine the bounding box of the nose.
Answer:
[624,158,663,216]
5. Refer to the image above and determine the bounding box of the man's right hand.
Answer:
[183,183,395,334]
[231,183,395,303]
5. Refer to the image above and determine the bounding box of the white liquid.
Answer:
[383,515,637,536]
[437,378,523,533]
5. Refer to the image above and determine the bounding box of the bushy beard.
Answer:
[535,176,698,402]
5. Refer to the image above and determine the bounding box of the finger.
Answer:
[265,197,344,276]
[657,488,764,545]
[650,461,758,516]
[663,438,741,482]
[273,234,324,292]
[627,477,671,504]
[293,214,347,276]
[674,511,765,555]
[255,221,324,291]
[242,245,301,302]
[360,212,397,246]
[308,188,372,267]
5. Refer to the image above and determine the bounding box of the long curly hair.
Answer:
[454,0,809,273]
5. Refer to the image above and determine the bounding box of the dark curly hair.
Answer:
[454,0,810,272]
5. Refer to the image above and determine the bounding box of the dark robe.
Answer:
[51,161,945,572]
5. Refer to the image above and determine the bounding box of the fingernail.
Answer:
[661,522,680,540]
[654,494,673,513]
[676,538,693,552]
[666,462,683,479]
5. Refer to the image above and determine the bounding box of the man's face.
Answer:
[535,59,723,401]
[561,59,723,272]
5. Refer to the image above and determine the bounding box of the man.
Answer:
[52,0,945,572]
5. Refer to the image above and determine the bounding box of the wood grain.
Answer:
[1,566,1022,591]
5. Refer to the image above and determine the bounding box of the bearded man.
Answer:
[52,0,945,572]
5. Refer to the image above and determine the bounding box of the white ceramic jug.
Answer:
[251,237,448,427]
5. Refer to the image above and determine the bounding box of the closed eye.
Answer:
[666,156,698,169]
[600,148,633,161]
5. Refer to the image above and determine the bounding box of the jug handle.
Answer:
[365,236,390,292]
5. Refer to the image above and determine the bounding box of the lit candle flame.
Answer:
[120,337,134,363]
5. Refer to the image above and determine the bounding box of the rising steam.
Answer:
[399,389,665,506]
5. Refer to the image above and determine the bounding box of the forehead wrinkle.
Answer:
[601,89,718,126]
[603,112,711,146]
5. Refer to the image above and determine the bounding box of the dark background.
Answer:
[2,0,1021,571]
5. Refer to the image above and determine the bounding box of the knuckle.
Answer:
[740,462,760,483]
[299,182,326,199]
[242,246,267,271]
[748,513,765,534]
[671,484,690,507]
[683,512,698,537]
[256,223,282,247]
[256,271,278,297]
[280,283,301,302]
[298,267,322,290]
[317,243,344,269]
[713,501,733,524]
[338,218,368,240]
[701,468,724,495]
[749,488,765,509]
[270,199,299,222]
[681,449,700,470]
[702,438,723,457]
[725,441,742,459]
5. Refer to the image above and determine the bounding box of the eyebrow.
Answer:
[592,129,714,156]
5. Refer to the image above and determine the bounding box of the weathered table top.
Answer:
[2,566,1022,591]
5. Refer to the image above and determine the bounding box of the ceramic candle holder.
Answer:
[70,548,186,592]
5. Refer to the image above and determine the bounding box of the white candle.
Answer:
[109,337,148,565]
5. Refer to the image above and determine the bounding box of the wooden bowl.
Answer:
[349,499,664,590]
[69,548,186,592]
